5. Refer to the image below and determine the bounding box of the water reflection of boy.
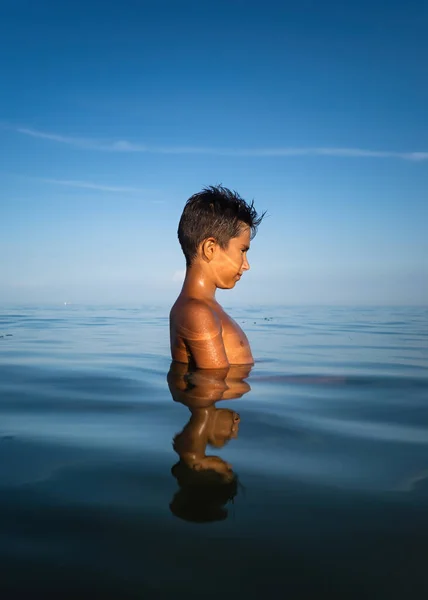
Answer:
[167,362,252,522]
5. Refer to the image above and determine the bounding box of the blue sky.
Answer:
[1,0,427,306]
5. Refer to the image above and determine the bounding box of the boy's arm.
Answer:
[178,301,229,369]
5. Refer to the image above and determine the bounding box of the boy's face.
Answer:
[211,225,251,289]
[208,408,240,448]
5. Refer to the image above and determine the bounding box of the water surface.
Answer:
[1,305,427,598]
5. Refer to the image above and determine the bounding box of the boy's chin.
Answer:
[217,281,237,290]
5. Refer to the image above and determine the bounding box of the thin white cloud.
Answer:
[17,127,93,147]
[14,126,428,161]
[17,127,150,152]
[41,178,148,193]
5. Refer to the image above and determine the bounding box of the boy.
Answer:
[170,185,264,369]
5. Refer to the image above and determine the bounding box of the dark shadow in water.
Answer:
[167,361,252,522]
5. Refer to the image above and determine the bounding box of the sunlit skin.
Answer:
[170,224,254,369]
[168,361,251,481]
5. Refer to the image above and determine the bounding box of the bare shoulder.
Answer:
[171,297,222,335]
[170,296,228,368]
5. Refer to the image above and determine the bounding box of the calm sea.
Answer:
[1,305,427,599]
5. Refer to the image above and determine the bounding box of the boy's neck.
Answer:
[181,263,217,301]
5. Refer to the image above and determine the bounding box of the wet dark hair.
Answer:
[178,185,265,267]
[169,461,238,523]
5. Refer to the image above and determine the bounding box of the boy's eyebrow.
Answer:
[241,245,250,251]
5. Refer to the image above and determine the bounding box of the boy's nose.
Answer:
[242,256,250,271]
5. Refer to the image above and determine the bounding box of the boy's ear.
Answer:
[201,237,217,262]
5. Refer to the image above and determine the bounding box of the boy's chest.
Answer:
[215,307,253,363]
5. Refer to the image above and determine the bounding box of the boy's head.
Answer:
[169,460,238,523]
[178,185,265,268]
